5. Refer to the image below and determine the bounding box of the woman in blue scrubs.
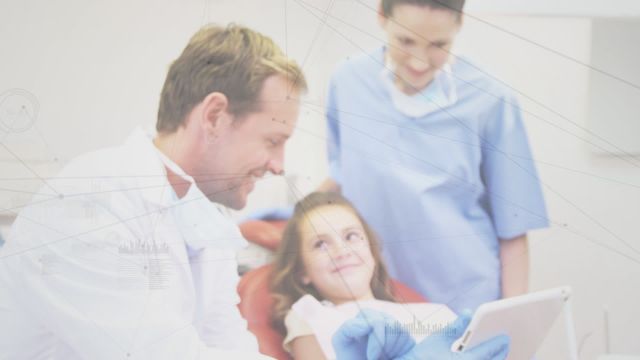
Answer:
[318,0,548,312]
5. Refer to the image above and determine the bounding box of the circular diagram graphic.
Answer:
[0,89,40,133]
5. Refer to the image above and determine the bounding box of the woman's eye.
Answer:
[430,41,448,49]
[398,37,414,46]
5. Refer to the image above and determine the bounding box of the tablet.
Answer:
[451,286,571,359]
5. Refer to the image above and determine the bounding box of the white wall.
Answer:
[454,15,640,358]
[466,0,640,17]
[1,1,639,358]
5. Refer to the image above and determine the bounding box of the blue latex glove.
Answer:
[243,205,294,221]
[332,309,415,360]
[398,310,510,360]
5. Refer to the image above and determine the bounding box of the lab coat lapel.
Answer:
[123,127,197,309]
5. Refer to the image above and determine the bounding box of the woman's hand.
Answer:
[332,309,415,359]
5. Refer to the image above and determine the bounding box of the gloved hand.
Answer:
[397,310,510,360]
[332,309,415,360]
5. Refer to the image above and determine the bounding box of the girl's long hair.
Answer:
[270,192,396,335]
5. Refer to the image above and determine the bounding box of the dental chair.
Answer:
[237,219,428,360]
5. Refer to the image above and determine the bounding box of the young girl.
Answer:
[270,192,457,359]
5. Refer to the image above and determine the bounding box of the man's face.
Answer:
[196,75,300,209]
[379,4,461,94]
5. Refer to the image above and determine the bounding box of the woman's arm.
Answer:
[289,335,327,360]
[499,233,529,298]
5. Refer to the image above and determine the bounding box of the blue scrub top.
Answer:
[326,47,548,312]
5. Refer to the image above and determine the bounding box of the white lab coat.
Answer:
[0,128,271,359]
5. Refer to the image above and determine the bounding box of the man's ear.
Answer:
[377,3,388,28]
[457,14,464,30]
[200,92,231,137]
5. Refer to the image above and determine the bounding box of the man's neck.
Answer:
[152,135,193,198]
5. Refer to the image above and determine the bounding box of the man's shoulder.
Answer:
[62,146,121,172]
[52,142,133,192]
[57,129,158,187]
[7,137,159,251]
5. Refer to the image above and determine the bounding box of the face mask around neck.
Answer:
[380,58,457,118]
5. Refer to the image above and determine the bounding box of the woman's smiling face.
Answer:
[379,4,461,94]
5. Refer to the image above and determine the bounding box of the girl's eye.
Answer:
[346,231,364,242]
[313,240,328,250]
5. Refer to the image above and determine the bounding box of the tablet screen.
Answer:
[452,287,571,359]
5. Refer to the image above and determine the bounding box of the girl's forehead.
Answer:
[298,205,362,237]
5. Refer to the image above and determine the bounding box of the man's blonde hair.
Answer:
[157,24,307,133]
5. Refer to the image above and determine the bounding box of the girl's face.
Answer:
[299,205,376,305]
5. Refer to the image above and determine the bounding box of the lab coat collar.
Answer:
[153,138,197,189]
[123,127,248,251]
[122,126,181,208]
